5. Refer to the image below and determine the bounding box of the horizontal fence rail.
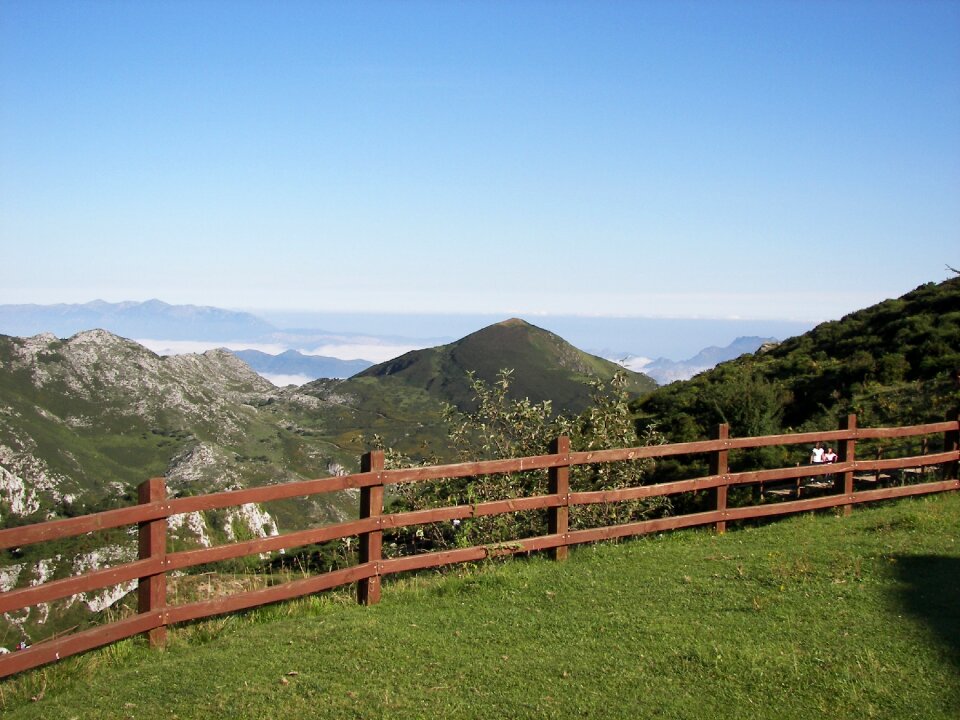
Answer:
[1,414,957,677]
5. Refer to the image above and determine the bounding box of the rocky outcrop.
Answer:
[0,329,358,641]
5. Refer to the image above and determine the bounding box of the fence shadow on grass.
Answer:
[892,555,960,669]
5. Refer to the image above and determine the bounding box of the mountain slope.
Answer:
[355,318,656,415]
[635,277,960,441]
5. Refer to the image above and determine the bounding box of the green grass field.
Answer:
[3,492,958,719]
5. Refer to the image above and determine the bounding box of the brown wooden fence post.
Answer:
[357,450,385,605]
[945,411,959,480]
[709,424,729,533]
[548,435,571,560]
[137,477,167,648]
[839,414,857,517]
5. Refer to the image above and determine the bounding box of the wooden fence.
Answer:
[1,414,957,678]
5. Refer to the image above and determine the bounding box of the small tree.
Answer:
[565,371,670,528]
[386,369,668,552]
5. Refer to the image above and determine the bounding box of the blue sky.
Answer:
[1,0,958,322]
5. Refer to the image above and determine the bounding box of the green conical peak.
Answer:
[494,318,530,328]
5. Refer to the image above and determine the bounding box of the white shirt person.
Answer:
[810,442,825,464]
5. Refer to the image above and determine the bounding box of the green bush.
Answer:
[381,369,669,552]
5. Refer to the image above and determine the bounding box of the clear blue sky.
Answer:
[1,0,958,322]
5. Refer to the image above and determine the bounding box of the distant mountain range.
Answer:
[0,300,802,383]
[229,349,373,383]
[0,300,438,372]
[0,299,275,342]
[622,336,779,384]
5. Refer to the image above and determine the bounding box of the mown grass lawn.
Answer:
[3,492,958,719]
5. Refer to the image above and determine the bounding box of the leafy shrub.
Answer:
[380,369,669,553]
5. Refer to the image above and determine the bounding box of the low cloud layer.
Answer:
[137,338,424,366]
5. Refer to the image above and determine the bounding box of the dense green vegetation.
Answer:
[635,278,960,446]
[3,492,957,719]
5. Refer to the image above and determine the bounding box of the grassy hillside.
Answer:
[3,492,958,719]
[356,318,656,414]
[280,375,451,461]
[635,277,960,443]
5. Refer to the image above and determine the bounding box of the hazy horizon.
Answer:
[1,297,816,362]
[251,308,815,361]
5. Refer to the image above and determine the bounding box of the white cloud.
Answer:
[305,343,423,363]
[612,356,653,372]
[261,373,314,387]
[136,337,425,365]
[136,339,290,356]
